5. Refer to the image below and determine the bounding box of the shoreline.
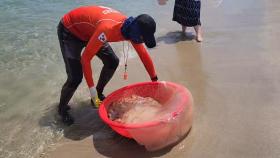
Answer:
[44,1,280,157]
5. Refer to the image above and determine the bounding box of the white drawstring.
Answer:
[122,41,129,80]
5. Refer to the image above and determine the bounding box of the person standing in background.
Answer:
[172,0,203,42]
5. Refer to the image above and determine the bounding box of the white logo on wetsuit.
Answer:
[98,32,107,43]
[99,6,119,14]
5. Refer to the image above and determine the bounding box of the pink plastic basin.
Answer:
[98,81,193,138]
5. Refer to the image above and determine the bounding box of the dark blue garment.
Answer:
[173,0,201,27]
[121,17,143,44]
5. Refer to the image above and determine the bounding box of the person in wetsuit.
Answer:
[57,6,158,125]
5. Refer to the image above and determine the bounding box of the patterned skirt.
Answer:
[173,0,201,27]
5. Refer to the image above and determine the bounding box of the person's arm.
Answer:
[81,31,105,88]
[81,28,108,106]
[131,42,158,81]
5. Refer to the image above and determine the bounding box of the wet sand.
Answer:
[44,0,280,158]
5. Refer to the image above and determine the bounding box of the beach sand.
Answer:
[44,0,280,157]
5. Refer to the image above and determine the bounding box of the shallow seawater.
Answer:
[0,0,173,157]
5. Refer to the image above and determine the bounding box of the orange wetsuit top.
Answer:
[62,6,157,88]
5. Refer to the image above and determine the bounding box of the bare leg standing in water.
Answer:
[182,25,187,33]
[194,25,203,42]
[181,25,203,42]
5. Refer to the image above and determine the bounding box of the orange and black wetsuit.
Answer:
[57,6,157,116]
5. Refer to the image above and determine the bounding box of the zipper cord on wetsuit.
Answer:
[122,41,129,80]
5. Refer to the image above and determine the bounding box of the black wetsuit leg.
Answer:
[57,21,86,125]
[96,43,119,100]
